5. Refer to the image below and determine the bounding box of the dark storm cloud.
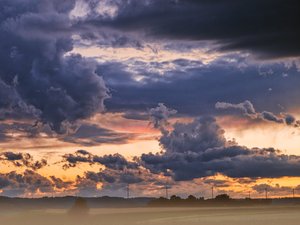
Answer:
[1,152,23,161]
[149,103,177,130]
[82,0,300,59]
[215,101,256,116]
[74,163,171,197]
[74,166,152,197]
[102,58,300,117]
[140,112,300,181]
[61,151,163,195]
[160,116,227,154]
[62,150,139,170]
[1,0,299,137]
[0,0,109,134]
[284,114,300,127]
[122,111,149,121]
[85,171,116,184]
[62,150,93,169]
[76,28,144,49]
[119,172,143,184]
[60,103,300,181]
[50,176,73,189]
[61,124,134,146]
[0,152,47,170]
[252,183,300,195]
[216,100,300,127]
[0,170,53,196]
[93,153,139,170]
[0,177,10,189]
[0,121,54,143]
[83,169,143,185]
[261,111,284,124]
[0,170,73,197]
[0,121,133,147]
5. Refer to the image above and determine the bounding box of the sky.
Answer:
[1,0,300,199]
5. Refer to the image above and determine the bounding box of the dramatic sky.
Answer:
[1,0,300,198]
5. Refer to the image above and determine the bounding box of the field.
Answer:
[1,206,300,225]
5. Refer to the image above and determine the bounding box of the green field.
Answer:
[1,206,300,225]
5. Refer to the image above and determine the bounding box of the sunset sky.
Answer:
[1,0,300,199]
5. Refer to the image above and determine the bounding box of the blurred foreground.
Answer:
[1,205,300,225]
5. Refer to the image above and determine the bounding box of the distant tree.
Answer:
[198,196,205,201]
[158,197,167,200]
[170,195,181,201]
[187,195,197,201]
[215,194,230,201]
[148,197,169,206]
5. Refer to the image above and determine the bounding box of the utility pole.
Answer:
[211,186,214,199]
[126,183,130,199]
[248,191,251,199]
[124,166,130,199]
[165,185,169,199]
[293,188,295,198]
[265,188,268,200]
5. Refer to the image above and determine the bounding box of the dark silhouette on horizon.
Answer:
[1,194,300,210]
[147,194,287,207]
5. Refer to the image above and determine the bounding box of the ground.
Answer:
[1,206,300,225]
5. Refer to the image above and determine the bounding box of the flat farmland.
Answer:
[1,206,300,225]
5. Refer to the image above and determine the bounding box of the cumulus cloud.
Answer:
[252,183,300,196]
[0,0,109,134]
[0,170,74,197]
[0,170,53,196]
[0,152,47,170]
[3,128,300,197]
[93,154,139,170]
[141,115,300,181]
[62,150,139,170]
[50,176,72,190]
[74,163,171,197]
[60,108,300,182]
[1,0,300,197]
[216,100,300,127]
[60,149,170,196]
[215,101,256,116]
[82,169,143,186]
[159,116,227,153]
[62,150,93,169]
[149,103,177,130]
